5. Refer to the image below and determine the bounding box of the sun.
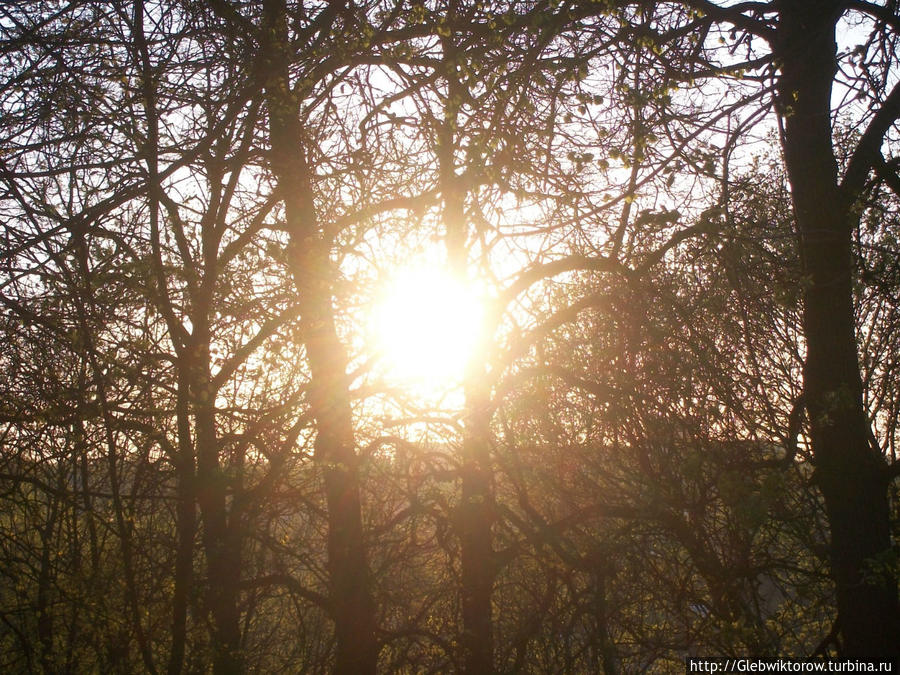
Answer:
[371,266,485,388]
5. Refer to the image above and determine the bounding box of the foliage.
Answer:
[1,0,898,671]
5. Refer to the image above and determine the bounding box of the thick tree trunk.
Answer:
[261,3,378,673]
[167,369,195,675]
[437,53,496,670]
[776,2,900,659]
[458,387,496,675]
[193,346,243,674]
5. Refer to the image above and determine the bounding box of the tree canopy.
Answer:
[1,0,898,672]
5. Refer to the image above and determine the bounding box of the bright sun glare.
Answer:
[372,267,484,388]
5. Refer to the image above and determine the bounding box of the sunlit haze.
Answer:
[372,267,484,388]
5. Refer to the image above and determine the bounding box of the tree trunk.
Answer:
[437,41,497,669]
[37,492,59,673]
[775,1,900,659]
[193,345,243,675]
[458,388,496,675]
[167,368,195,675]
[260,3,378,673]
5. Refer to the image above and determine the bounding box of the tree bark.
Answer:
[167,367,195,675]
[458,388,496,675]
[260,3,378,673]
[775,1,900,659]
[437,30,497,669]
[175,137,243,672]
[193,341,243,674]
